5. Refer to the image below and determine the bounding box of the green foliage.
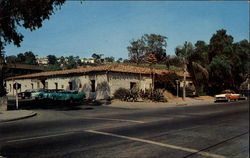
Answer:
[8,51,38,65]
[113,88,130,101]
[116,58,123,63]
[44,63,61,72]
[105,56,115,63]
[174,29,250,95]
[140,89,167,102]
[113,87,140,102]
[12,51,38,65]
[0,0,65,49]
[92,53,104,64]
[66,56,78,69]
[47,55,58,65]
[127,34,167,64]
[0,0,65,96]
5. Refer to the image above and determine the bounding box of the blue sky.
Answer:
[5,1,249,60]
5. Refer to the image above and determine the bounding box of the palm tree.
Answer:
[175,41,209,96]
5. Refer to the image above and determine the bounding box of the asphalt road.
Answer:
[0,101,249,158]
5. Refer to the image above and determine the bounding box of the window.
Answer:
[61,85,64,89]
[130,82,136,89]
[79,83,82,88]
[55,83,58,90]
[69,82,73,90]
[91,80,95,92]
[31,83,34,89]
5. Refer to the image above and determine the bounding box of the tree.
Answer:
[0,48,6,97]
[5,55,17,64]
[146,53,157,66]
[0,0,65,97]
[105,56,115,63]
[91,53,103,64]
[176,41,209,96]
[208,29,234,62]
[16,53,25,63]
[127,34,167,64]
[127,39,146,64]
[116,58,123,63]
[23,51,37,65]
[143,34,167,62]
[66,56,78,69]
[44,55,61,71]
[47,55,58,65]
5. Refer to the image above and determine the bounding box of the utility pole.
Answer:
[182,43,187,101]
[176,80,179,97]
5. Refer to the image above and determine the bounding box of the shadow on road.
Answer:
[7,99,111,111]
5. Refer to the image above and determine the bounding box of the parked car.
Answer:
[49,90,85,102]
[31,89,49,100]
[214,90,240,102]
[18,89,36,99]
[31,89,85,102]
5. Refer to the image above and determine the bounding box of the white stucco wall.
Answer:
[6,71,152,99]
[108,72,152,96]
[6,79,43,96]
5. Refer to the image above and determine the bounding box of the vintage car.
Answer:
[214,90,240,102]
[18,89,36,99]
[49,90,85,102]
[31,89,49,100]
[31,89,85,102]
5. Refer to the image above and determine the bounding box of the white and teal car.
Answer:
[31,89,49,100]
[32,89,85,102]
[49,90,85,101]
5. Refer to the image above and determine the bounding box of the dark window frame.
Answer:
[91,80,95,92]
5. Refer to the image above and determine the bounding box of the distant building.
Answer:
[36,57,48,66]
[80,58,95,64]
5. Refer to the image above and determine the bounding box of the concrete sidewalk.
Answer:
[0,110,37,123]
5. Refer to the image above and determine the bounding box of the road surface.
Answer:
[0,101,249,158]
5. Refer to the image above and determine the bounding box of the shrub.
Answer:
[126,87,139,102]
[113,88,130,101]
[114,87,140,102]
[140,89,167,102]
[150,89,167,102]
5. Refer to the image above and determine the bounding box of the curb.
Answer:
[0,112,37,123]
[175,103,187,106]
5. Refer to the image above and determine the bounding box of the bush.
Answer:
[114,87,140,102]
[140,89,167,102]
[127,87,139,102]
[113,88,130,100]
[150,89,167,102]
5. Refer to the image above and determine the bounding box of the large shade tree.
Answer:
[174,29,249,95]
[175,41,209,96]
[127,34,167,64]
[0,0,65,97]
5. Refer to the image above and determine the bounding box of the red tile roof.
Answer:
[6,64,188,80]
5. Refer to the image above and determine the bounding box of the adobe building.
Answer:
[5,64,193,99]
[5,65,155,99]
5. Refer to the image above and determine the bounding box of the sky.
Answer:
[4,1,249,60]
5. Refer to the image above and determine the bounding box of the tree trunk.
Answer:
[187,63,200,96]
[0,96,8,111]
[0,65,6,97]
